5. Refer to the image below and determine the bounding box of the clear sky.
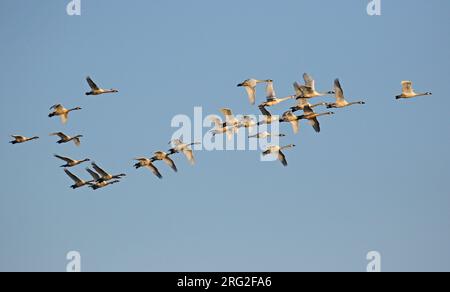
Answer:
[1,0,449,272]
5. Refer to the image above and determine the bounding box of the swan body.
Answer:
[54,154,90,167]
[296,73,334,99]
[91,162,126,182]
[291,82,327,112]
[249,132,286,139]
[396,81,432,99]
[85,168,121,190]
[151,151,178,172]
[237,79,272,105]
[10,135,39,145]
[85,76,119,96]
[64,169,93,189]
[326,79,366,108]
[262,144,296,167]
[168,139,201,165]
[48,104,82,124]
[134,158,163,179]
[259,81,295,107]
[50,132,83,146]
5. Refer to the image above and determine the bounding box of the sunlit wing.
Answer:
[303,73,315,90]
[310,118,321,133]
[244,86,256,105]
[278,151,288,167]
[54,155,73,163]
[164,157,178,172]
[64,169,82,184]
[334,79,345,102]
[92,163,109,177]
[266,81,276,101]
[86,76,100,91]
[402,81,413,95]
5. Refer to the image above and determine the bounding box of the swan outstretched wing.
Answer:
[54,155,74,163]
[86,76,100,91]
[303,73,315,90]
[309,118,321,133]
[266,81,276,101]
[92,163,110,177]
[334,79,345,102]
[244,86,256,105]
[278,151,288,167]
[50,132,70,139]
[402,81,413,95]
[163,157,178,172]
[86,168,101,181]
[64,169,83,184]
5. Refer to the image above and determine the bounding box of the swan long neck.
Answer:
[317,112,334,117]
[319,91,335,96]
[281,95,295,102]
[312,102,327,108]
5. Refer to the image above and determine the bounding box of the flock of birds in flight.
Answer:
[9,75,433,190]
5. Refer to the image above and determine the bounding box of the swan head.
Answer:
[74,107,82,111]
[426,92,433,95]
[111,89,119,93]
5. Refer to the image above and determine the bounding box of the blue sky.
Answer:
[1,0,449,272]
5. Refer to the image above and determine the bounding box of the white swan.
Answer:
[10,135,39,145]
[85,76,119,96]
[64,169,93,189]
[262,144,296,167]
[249,132,286,139]
[48,104,82,124]
[134,158,163,179]
[296,73,334,99]
[151,151,178,172]
[237,79,272,105]
[168,139,201,165]
[291,82,327,112]
[91,162,126,182]
[54,155,90,167]
[326,79,365,108]
[301,105,335,133]
[259,81,295,107]
[50,132,83,146]
[85,168,121,190]
[396,81,432,99]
